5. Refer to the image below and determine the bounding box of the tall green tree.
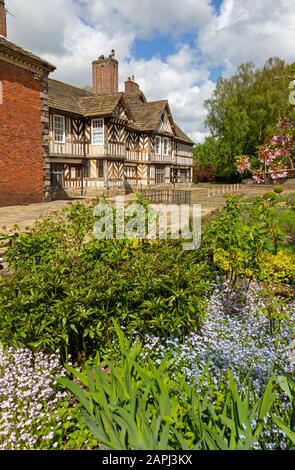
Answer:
[198,57,295,179]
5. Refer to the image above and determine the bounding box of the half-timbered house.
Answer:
[48,52,194,197]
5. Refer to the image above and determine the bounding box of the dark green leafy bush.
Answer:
[0,201,210,361]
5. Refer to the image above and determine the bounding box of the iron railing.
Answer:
[140,189,191,205]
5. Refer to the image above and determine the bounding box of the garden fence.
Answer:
[140,189,191,205]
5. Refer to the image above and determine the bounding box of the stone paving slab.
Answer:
[0,199,87,231]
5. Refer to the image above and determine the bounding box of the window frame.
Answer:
[92,118,105,146]
[163,138,169,156]
[97,159,104,178]
[53,114,66,144]
[155,165,165,184]
[155,136,161,155]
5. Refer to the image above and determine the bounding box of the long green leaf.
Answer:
[59,377,93,415]
[273,417,295,444]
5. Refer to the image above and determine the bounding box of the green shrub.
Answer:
[202,194,283,287]
[263,191,278,201]
[0,201,210,362]
[274,185,284,194]
[272,208,295,240]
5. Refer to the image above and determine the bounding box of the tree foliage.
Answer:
[195,57,295,179]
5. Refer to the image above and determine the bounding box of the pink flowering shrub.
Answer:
[236,155,251,174]
[252,170,266,183]
[236,116,293,182]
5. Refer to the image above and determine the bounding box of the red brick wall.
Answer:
[0,60,44,206]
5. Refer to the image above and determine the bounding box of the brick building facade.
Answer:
[0,1,55,206]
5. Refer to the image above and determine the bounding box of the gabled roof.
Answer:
[49,80,133,119]
[48,78,194,144]
[48,79,92,115]
[124,91,147,107]
[79,92,125,117]
[128,100,168,132]
[127,99,193,143]
[0,36,55,72]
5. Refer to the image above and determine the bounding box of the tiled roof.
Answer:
[127,120,140,131]
[124,91,147,107]
[49,80,126,117]
[48,79,92,114]
[174,124,194,144]
[128,100,168,131]
[79,93,124,117]
[0,36,55,71]
[48,79,193,144]
[128,100,194,143]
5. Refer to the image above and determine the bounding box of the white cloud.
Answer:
[6,0,214,142]
[45,18,135,86]
[121,46,215,142]
[85,0,213,38]
[7,0,77,55]
[6,0,295,143]
[199,0,295,74]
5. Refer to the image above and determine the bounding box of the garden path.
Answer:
[0,180,295,231]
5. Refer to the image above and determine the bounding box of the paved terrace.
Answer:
[1,180,295,231]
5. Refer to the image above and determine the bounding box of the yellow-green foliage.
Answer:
[214,248,254,279]
[261,251,295,284]
[214,248,295,285]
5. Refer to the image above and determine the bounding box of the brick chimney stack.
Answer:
[125,76,140,94]
[92,49,118,94]
[0,0,7,38]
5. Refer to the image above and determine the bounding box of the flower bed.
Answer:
[143,281,295,389]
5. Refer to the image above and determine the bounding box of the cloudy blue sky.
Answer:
[6,0,295,141]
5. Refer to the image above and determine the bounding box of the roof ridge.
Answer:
[131,99,167,109]
[149,99,168,104]
[78,91,124,101]
[48,78,94,95]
